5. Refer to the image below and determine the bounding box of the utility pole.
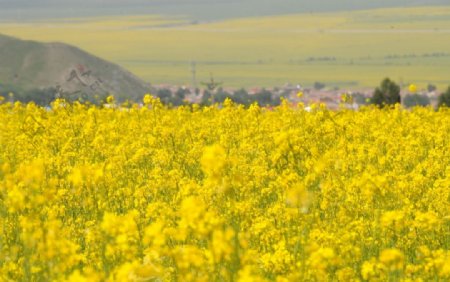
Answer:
[201,73,222,104]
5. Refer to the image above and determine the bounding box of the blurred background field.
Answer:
[1,6,450,89]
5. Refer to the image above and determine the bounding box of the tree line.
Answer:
[2,79,450,108]
[370,78,450,108]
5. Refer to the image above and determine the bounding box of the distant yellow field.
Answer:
[2,6,450,89]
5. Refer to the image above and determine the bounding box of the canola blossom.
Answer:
[408,84,418,94]
[0,98,449,281]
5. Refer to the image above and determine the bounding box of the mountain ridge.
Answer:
[0,0,449,21]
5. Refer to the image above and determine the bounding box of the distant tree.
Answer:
[313,81,326,90]
[18,87,57,106]
[427,84,437,93]
[200,74,223,104]
[175,88,190,100]
[171,88,190,106]
[251,89,273,106]
[403,94,430,108]
[233,89,251,105]
[156,88,172,104]
[214,88,233,104]
[438,86,450,108]
[371,78,401,107]
[200,90,212,106]
[271,95,283,106]
[0,84,20,102]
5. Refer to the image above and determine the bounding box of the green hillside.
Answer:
[0,34,150,101]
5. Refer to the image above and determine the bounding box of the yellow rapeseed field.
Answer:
[0,96,449,281]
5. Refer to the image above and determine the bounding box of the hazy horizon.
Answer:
[2,1,450,91]
[1,0,449,21]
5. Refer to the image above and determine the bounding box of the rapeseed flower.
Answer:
[0,101,448,281]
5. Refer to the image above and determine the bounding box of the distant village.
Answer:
[149,81,441,109]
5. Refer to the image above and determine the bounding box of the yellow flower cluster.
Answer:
[0,98,449,281]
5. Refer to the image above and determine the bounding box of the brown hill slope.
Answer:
[0,34,150,100]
